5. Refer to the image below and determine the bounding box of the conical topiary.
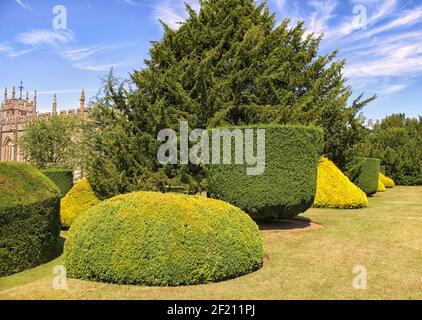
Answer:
[379,172,395,188]
[60,178,100,228]
[314,157,368,209]
[378,180,386,192]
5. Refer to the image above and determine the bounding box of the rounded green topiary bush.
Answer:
[64,192,263,286]
[41,168,74,197]
[0,162,61,277]
[208,125,324,220]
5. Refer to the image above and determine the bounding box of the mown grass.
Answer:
[1,187,421,300]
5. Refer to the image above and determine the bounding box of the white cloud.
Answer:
[72,62,123,72]
[348,77,410,96]
[0,43,13,54]
[0,42,34,58]
[59,43,135,72]
[60,44,132,62]
[15,0,31,10]
[152,0,200,30]
[305,0,338,36]
[378,83,408,94]
[16,29,74,47]
[122,0,139,5]
[345,56,422,78]
[273,0,286,9]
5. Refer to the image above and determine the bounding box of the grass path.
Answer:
[1,187,421,300]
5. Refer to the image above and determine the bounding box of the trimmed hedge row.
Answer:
[208,125,324,220]
[60,178,100,228]
[42,169,74,197]
[0,163,61,276]
[350,158,381,196]
[64,192,264,286]
[314,157,368,209]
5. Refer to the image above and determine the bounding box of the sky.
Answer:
[0,0,421,121]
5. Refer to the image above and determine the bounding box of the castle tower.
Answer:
[12,86,16,99]
[52,94,57,115]
[3,88,7,103]
[80,89,85,110]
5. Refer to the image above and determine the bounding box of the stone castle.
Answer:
[0,86,89,162]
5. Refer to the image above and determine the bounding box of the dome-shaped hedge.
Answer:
[60,178,100,228]
[379,173,395,188]
[314,157,368,209]
[0,162,60,276]
[64,192,264,286]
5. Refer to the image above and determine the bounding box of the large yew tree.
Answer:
[86,0,374,199]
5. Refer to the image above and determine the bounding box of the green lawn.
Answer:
[1,186,421,300]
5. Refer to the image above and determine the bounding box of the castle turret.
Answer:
[33,90,37,110]
[80,89,85,110]
[26,91,29,101]
[3,88,7,103]
[52,93,57,115]
[12,86,16,99]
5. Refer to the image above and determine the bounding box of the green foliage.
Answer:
[42,169,74,197]
[358,114,422,185]
[0,162,61,276]
[85,0,373,199]
[64,192,263,286]
[60,178,100,228]
[349,157,380,196]
[208,125,323,220]
[19,115,84,170]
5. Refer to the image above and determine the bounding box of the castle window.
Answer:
[2,138,14,161]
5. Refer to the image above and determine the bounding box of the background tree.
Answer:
[86,0,374,199]
[19,115,83,169]
[358,113,422,185]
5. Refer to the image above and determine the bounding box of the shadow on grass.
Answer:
[258,216,319,231]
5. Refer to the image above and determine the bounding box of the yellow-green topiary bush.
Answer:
[314,157,368,209]
[379,173,395,188]
[64,192,264,286]
[60,178,100,228]
[378,180,386,192]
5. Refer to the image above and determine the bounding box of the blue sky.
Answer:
[0,0,421,120]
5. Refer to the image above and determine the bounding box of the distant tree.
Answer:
[358,113,422,185]
[86,0,374,199]
[19,115,83,169]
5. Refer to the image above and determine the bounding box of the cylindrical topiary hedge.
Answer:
[42,168,74,197]
[208,125,324,220]
[350,157,381,196]
[64,192,264,286]
[60,177,100,228]
[0,162,61,277]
